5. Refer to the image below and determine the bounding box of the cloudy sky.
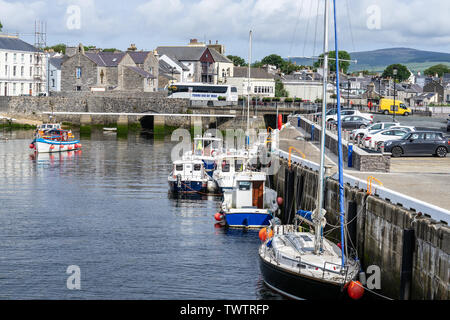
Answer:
[1,0,449,61]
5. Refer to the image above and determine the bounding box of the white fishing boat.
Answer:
[168,158,211,194]
[217,169,278,228]
[212,153,249,193]
[258,0,361,300]
[103,127,117,132]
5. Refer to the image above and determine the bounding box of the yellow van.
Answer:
[379,98,412,116]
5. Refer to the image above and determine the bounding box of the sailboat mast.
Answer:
[246,30,252,148]
[314,0,329,255]
[332,0,346,268]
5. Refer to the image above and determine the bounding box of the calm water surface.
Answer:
[0,129,282,299]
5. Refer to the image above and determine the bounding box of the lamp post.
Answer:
[393,67,397,122]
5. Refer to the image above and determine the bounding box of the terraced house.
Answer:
[0,34,47,96]
[61,43,158,92]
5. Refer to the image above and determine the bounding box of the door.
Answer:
[423,132,439,154]
[252,181,264,209]
[404,132,425,154]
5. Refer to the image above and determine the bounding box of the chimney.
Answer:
[127,44,137,51]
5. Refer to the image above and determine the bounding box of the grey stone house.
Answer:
[423,80,444,103]
[61,44,158,92]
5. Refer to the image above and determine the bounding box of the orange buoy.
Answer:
[214,212,223,221]
[277,197,283,206]
[50,145,55,150]
[259,228,267,242]
[267,229,274,239]
[29,144,34,149]
[347,281,364,300]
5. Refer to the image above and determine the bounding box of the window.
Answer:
[21,66,24,77]
[13,53,17,63]
[5,65,7,75]
[193,164,201,171]
[30,67,33,76]
[30,55,32,64]
[222,160,230,172]
[13,66,16,76]
[231,87,237,93]
[52,79,55,87]
[235,160,244,172]
[21,83,24,94]
[76,67,82,79]
[5,53,8,62]
[425,133,437,140]
[175,164,183,171]
[21,54,24,63]
[13,83,16,95]
[76,86,81,91]
[371,124,382,130]
[238,181,251,191]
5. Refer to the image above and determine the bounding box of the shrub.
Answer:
[284,98,294,103]
[263,97,272,102]
[272,97,281,102]
[295,97,303,102]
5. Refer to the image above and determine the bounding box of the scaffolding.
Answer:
[33,20,46,95]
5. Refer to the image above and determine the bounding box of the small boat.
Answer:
[168,158,211,194]
[103,127,117,132]
[30,124,81,153]
[218,169,278,228]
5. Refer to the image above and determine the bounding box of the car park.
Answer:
[383,131,449,157]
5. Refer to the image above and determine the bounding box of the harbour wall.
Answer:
[273,157,449,300]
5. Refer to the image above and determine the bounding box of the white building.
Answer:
[227,66,275,97]
[0,34,47,96]
[48,53,63,92]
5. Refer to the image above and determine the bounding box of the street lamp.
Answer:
[393,67,398,122]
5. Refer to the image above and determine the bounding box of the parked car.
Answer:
[326,109,373,122]
[330,115,373,130]
[351,121,399,140]
[363,128,411,149]
[383,131,449,157]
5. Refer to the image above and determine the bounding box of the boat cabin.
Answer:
[171,159,206,180]
[232,174,266,209]
[193,134,223,158]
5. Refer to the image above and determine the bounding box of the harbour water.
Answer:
[0,129,282,299]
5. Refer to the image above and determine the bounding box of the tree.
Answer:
[275,79,288,97]
[44,44,67,54]
[102,48,121,52]
[313,50,351,74]
[382,64,411,82]
[0,21,3,32]
[260,54,285,69]
[424,64,450,78]
[227,55,247,66]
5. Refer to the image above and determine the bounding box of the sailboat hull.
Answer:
[259,255,349,300]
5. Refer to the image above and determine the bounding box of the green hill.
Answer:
[288,47,450,73]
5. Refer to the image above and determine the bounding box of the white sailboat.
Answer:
[258,0,361,300]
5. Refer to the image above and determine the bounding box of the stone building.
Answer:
[423,80,444,103]
[61,44,158,92]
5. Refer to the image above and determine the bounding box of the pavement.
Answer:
[279,125,450,211]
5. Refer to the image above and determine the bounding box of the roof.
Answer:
[160,53,189,71]
[49,57,62,69]
[156,46,231,64]
[159,60,181,74]
[0,36,40,52]
[128,51,150,65]
[233,66,275,80]
[84,52,127,67]
[126,66,156,79]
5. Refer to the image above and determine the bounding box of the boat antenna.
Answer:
[246,30,252,149]
[333,0,346,268]
[314,0,329,256]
